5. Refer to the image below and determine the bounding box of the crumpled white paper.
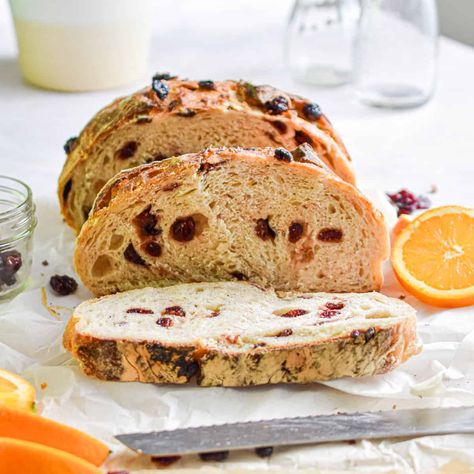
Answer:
[1,192,473,474]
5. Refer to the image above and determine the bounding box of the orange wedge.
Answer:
[0,437,101,474]
[391,206,474,307]
[0,406,109,466]
[0,368,35,412]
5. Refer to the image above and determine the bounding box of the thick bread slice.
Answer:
[63,282,421,387]
[58,78,354,232]
[74,145,388,296]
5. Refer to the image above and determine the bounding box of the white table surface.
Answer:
[0,1,474,473]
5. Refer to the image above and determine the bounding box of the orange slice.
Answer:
[391,206,474,307]
[0,406,109,466]
[0,368,35,412]
[0,437,101,474]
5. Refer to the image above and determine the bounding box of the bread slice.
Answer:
[74,146,388,295]
[63,282,421,387]
[58,78,354,232]
[74,145,388,296]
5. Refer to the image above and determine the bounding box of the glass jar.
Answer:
[0,176,37,300]
[286,0,361,87]
[354,0,438,108]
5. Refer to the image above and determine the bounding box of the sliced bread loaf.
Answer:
[58,78,354,232]
[64,282,421,387]
[74,145,388,296]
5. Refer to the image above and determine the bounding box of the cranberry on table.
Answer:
[387,189,431,216]
[49,275,78,296]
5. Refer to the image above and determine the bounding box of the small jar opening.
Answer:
[0,175,36,249]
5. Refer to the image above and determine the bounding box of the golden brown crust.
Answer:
[65,318,420,387]
[58,79,355,232]
[74,145,388,296]
[73,145,388,296]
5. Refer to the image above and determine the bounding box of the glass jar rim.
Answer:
[0,175,33,221]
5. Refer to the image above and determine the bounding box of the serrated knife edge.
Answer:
[116,407,474,456]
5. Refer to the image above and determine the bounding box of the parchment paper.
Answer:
[1,191,473,473]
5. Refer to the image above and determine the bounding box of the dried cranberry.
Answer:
[210,310,220,317]
[134,206,160,236]
[144,241,162,257]
[126,308,154,314]
[230,271,248,281]
[387,189,431,216]
[288,222,304,243]
[320,309,338,318]
[0,250,20,286]
[317,228,343,242]
[351,330,361,339]
[151,455,181,466]
[365,327,376,342]
[163,306,186,317]
[325,302,344,310]
[255,446,273,458]
[276,329,293,337]
[264,96,289,115]
[63,136,78,154]
[294,130,313,145]
[116,141,138,160]
[198,80,215,90]
[124,243,146,266]
[0,250,22,274]
[199,451,229,462]
[62,179,72,202]
[153,72,177,81]
[156,317,173,327]
[152,77,169,100]
[302,102,322,120]
[274,147,293,162]
[255,218,276,241]
[171,216,196,242]
[49,275,78,296]
[280,309,308,318]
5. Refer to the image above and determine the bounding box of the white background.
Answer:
[0,1,474,473]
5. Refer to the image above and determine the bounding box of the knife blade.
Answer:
[116,407,474,456]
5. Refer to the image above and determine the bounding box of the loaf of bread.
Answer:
[74,145,388,296]
[58,77,354,232]
[63,282,420,387]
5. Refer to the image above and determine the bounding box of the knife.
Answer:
[116,407,474,456]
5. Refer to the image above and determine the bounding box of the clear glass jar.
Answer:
[354,0,438,108]
[0,176,37,300]
[286,0,361,87]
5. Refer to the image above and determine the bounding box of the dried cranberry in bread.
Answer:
[63,282,421,387]
[58,78,354,232]
[74,145,388,296]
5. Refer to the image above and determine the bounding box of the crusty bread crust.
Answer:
[58,79,354,233]
[64,310,419,387]
[73,146,388,296]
